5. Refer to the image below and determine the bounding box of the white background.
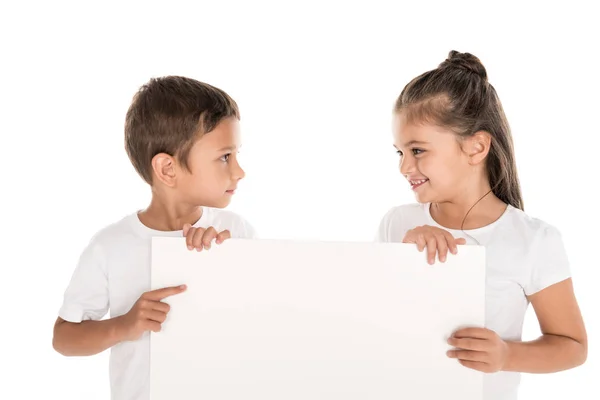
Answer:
[1,1,598,399]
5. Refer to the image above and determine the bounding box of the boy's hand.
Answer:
[183,224,231,251]
[117,285,186,342]
[402,225,466,264]
[446,327,509,373]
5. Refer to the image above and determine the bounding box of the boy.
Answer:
[52,76,257,400]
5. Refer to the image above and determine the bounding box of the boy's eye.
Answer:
[220,154,230,162]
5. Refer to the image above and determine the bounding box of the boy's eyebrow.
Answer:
[217,145,238,152]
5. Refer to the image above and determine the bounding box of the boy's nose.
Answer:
[232,161,245,180]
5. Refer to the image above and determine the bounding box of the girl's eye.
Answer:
[412,148,424,155]
[396,150,403,156]
[220,154,230,162]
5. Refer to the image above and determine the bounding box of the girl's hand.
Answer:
[402,225,466,264]
[447,327,509,373]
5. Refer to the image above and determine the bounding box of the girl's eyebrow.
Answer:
[404,140,428,146]
[393,140,428,149]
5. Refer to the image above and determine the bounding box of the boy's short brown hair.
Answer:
[124,76,240,184]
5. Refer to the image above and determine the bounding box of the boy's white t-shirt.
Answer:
[58,207,258,400]
[376,202,571,400]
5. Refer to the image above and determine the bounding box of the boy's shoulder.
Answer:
[82,213,139,249]
[200,207,258,239]
[82,208,258,251]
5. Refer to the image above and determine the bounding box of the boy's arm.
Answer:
[54,239,113,356]
[52,316,126,356]
[53,285,186,356]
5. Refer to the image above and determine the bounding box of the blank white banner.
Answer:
[150,238,485,400]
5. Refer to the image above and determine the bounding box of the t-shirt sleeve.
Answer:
[524,224,572,296]
[233,217,259,239]
[58,240,109,323]
[243,222,259,239]
[375,213,389,242]
[375,207,401,243]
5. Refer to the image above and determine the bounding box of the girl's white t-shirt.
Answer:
[376,202,571,400]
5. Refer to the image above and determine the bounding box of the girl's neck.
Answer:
[430,191,508,231]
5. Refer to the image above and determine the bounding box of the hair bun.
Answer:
[441,50,487,81]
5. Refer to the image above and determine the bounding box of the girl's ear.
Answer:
[465,131,492,165]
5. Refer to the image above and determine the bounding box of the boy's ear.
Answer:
[466,131,492,165]
[151,153,177,187]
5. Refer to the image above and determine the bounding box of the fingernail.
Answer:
[179,285,186,290]
[441,256,446,262]
[187,246,193,250]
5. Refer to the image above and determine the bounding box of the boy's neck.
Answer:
[138,196,203,232]
[430,192,507,230]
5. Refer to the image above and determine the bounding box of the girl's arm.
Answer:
[448,278,587,373]
[503,278,587,373]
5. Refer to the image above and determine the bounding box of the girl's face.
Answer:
[392,112,475,204]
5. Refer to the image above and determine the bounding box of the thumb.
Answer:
[182,223,192,236]
[456,238,467,245]
[216,229,231,244]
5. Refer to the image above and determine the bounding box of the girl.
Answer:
[376,51,587,400]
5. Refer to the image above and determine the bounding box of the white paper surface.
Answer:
[150,238,485,400]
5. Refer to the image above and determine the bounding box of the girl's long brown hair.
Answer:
[395,50,523,211]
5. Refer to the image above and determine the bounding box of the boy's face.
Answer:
[175,117,245,208]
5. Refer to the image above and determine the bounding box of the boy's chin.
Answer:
[201,196,232,209]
